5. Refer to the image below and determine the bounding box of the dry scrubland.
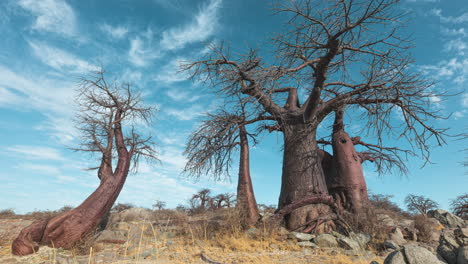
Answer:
[3,194,464,264]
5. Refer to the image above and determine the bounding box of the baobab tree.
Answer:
[183,0,446,230]
[12,70,158,256]
[184,99,269,226]
[404,194,439,216]
[317,107,410,212]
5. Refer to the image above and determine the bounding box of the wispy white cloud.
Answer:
[128,34,160,67]
[462,93,468,108]
[160,0,222,51]
[419,58,468,84]
[100,23,129,39]
[5,145,65,161]
[154,57,191,84]
[17,0,77,37]
[444,38,467,55]
[16,163,61,175]
[166,88,201,102]
[165,104,208,121]
[0,87,23,107]
[431,9,468,23]
[28,40,98,74]
[441,28,467,38]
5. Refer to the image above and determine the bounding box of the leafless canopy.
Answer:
[182,0,448,173]
[450,193,468,220]
[404,194,439,216]
[74,70,158,177]
[183,97,274,180]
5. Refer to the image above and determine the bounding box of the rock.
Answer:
[390,227,407,245]
[338,237,362,250]
[455,228,468,245]
[384,245,445,264]
[438,230,461,264]
[378,214,396,227]
[350,233,372,248]
[288,232,315,241]
[314,234,338,248]
[400,220,416,229]
[457,247,468,264]
[428,210,466,229]
[298,241,319,248]
[95,229,128,243]
[370,261,381,264]
[384,240,401,250]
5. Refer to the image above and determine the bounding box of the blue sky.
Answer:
[0,0,466,214]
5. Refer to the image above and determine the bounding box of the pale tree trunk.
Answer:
[236,125,259,227]
[12,112,131,256]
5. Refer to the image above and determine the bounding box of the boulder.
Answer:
[314,234,339,248]
[378,214,396,227]
[390,227,407,245]
[338,237,361,250]
[457,247,468,264]
[297,241,319,248]
[428,210,466,229]
[288,232,315,242]
[438,229,462,264]
[384,240,401,250]
[350,232,372,248]
[384,245,445,264]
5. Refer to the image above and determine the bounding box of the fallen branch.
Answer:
[200,252,227,264]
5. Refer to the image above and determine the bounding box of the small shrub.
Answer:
[413,215,434,243]
[111,202,135,213]
[0,208,16,218]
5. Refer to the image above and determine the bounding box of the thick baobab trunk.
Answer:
[236,125,259,227]
[277,88,332,230]
[12,113,131,256]
[326,108,368,212]
[278,120,331,230]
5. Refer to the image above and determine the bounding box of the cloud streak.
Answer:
[17,0,77,37]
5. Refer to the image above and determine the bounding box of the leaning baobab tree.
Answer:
[12,71,158,256]
[184,100,269,226]
[183,0,446,230]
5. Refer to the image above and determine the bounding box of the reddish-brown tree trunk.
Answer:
[12,112,131,256]
[325,108,368,212]
[278,88,331,230]
[236,125,259,227]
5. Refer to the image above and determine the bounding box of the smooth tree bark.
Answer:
[322,108,369,212]
[236,124,259,226]
[12,71,157,256]
[184,0,446,230]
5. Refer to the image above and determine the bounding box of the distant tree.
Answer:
[211,193,236,209]
[152,200,167,210]
[12,70,158,256]
[184,0,447,230]
[111,203,135,213]
[189,189,213,213]
[404,194,439,216]
[450,193,468,220]
[175,204,188,212]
